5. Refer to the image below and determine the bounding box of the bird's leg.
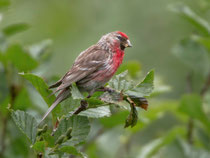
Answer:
[73,90,94,114]
[97,86,115,93]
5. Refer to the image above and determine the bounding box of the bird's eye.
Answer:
[116,35,122,40]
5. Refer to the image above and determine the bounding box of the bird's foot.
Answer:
[73,100,88,115]
[97,87,115,93]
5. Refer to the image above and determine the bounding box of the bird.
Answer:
[40,31,132,123]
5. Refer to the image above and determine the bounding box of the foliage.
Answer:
[0,1,154,157]
[0,1,210,158]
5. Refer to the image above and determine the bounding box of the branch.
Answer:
[200,72,210,97]
[73,100,88,115]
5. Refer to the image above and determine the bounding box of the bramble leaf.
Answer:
[11,110,38,144]
[2,23,29,37]
[54,115,90,146]
[6,44,38,72]
[125,70,154,97]
[71,83,84,100]
[20,73,61,119]
[108,70,134,92]
[79,106,111,118]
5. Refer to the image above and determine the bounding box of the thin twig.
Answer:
[200,73,210,97]
[187,118,194,144]
[186,72,194,144]
[73,100,88,115]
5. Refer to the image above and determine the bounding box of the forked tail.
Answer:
[38,88,70,125]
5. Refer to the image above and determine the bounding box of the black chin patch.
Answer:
[120,44,125,50]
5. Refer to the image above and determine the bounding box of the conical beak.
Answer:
[127,40,132,47]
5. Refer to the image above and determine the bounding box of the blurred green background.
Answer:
[1,0,210,158]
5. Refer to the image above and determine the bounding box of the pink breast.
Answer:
[112,49,124,72]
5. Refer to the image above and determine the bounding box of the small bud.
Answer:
[37,124,48,136]
[42,124,48,132]
[65,127,72,139]
[55,135,66,145]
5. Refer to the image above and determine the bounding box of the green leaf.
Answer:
[13,88,33,110]
[20,73,61,119]
[0,0,10,9]
[179,94,209,127]
[0,95,10,117]
[169,4,210,36]
[85,97,104,108]
[42,132,55,147]
[2,23,30,37]
[33,141,45,153]
[78,106,111,118]
[11,110,38,144]
[125,70,154,97]
[54,115,90,146]
[61,97,81,116]
[124,104,138,128]
[28,39,52,60]
[71,83,84,100]
[172,39,210,76]
[116,60,141,78]
[100,91,123,104]
[0,50,7,66]
[192,35,210,54]
[6,44,38,72]
[59,146,86,157]
[108,70,134,92]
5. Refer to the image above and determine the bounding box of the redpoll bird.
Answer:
[40,31,132,123]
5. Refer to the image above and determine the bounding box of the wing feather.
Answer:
[54,45,108,92]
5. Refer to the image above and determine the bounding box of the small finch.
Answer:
[40,31,132,123]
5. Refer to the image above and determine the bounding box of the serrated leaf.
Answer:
[2,23,29,37]
[172,39,210,76]
[100,91,123,103]
[179,94,210,128]
[20,73,60,119]
[124,104,138,128]
[108,70,134,92]
[169,4,210,36]
[11,110,38,144]
[6,44,38,72]
[78,106,111,118]
[85,97,104,108]
[61,97,81,116]
[54,115,90,146]
[33,141,45,153]
[125,70,154,97]
[71,83,84,100]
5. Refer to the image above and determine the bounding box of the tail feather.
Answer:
[39,88,70,125]
[49,79,62,89]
